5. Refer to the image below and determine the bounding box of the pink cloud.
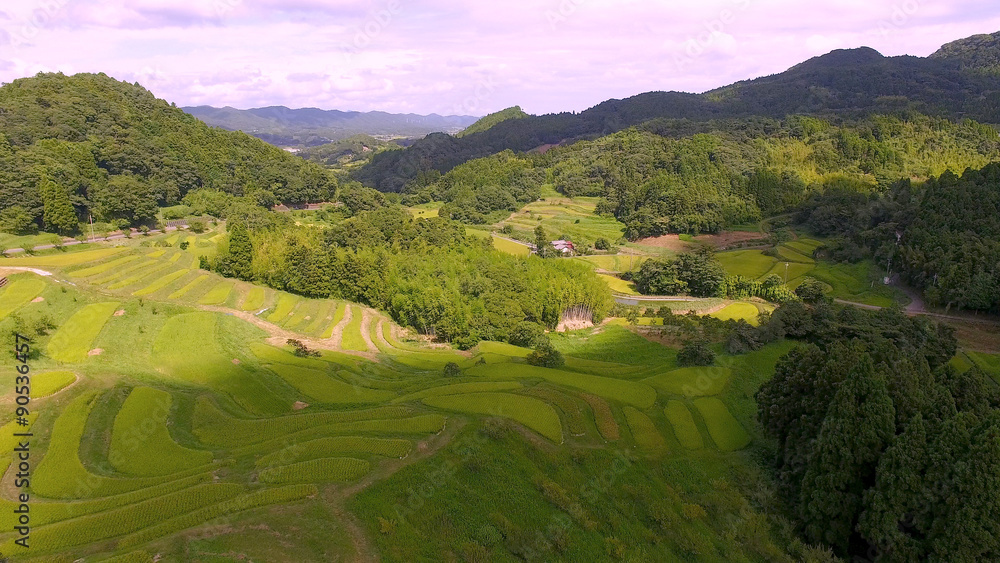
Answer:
[0,0,997,114]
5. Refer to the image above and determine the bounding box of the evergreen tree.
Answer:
[39,177,77,235]
[798,354,896,554]
[228,221,254,281]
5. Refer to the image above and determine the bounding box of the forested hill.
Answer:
[355,32,1000,192]
[456,106,529,137]
[0,73,334,234]
[183,105,479,147]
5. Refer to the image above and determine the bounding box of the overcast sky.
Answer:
[1,0,999,116]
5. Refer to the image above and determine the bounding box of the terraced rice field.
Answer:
[693,398,751,451]
[710,302,762,325]
[423,392,564,442]
[0,240,778,560]
[664,401,704,450]
[46,302,120,362]
[0,276,47,319]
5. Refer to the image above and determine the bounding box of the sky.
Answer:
[0,0,999,117]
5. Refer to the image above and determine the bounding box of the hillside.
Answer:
[296,135,402,167]
[183,105,479,147]
[0,73,334,234]
[456,106,529,137]
[931,31,1000,74]
[355,33,1000,192]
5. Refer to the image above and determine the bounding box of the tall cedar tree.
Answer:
[40,177,77,234]
[227,221,254,281]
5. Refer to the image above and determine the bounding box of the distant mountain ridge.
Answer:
[182,105,479,147]
[355,31,1000,192]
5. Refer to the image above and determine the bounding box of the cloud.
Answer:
[1,0,999,114]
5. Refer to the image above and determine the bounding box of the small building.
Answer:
[551,240,575,255]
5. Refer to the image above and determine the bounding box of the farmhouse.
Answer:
[551,240,575,255]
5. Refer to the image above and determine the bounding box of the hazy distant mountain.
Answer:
[356,31,1000,192]
[182,105,479,147]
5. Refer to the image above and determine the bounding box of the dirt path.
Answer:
[359,309,378,353]
[328,305,353,350]
[199,304,378,360]
[323,418,468,562]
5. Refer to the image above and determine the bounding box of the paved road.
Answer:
[2,224,186,256]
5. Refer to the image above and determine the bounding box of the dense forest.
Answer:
[0,73,334,234]
[399,114,999,238]
[296,135,401,167]
[355,40,1000,192]
[207,188,612,348]
[757,304,1000,560]
[456,106,529,138]
[797,162,1000,313]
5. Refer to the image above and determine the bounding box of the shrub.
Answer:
[188,219,206,233]
[795,277,828,303]
[678,341,715,366]
[179,241,190,250]
[509,321,548,348]
[526,343,565,368]
[594,237,610,251]
[287,339,321,357]
[443,362,462,377]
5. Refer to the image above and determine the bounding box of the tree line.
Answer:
[0,73,334,236]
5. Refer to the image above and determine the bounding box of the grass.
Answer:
[0,276,47,319]
[623,406,667,456]
[32,392,181,498]
[525,385,589,437]
[468,362,657,408]
[580,393,619,441]
[423,392,563,442]
[167,274,209,300]
[67,254,143,278]
[3,247,125,267]
[810,261,900,307]
[500,195,626,246]
[575,254,648,272]
[491,235,531,256]
[46,302,120,362]
[266,364,396,404]
[693,398,751,451]
[259,457,371,484]
[241,286,268,311]
[132,268,189,296]
[192,396,427,447]
[394,381,523,403]
[664,401,704,450]
[1,484,243,557]
[716,250,776,279]
[598,273,639,295]
[711,303,762,325]
[550,325,677,367]
[117,485,318,550]
[255,437,412,468]
[644,367,733,397]
[321,303,348,338]
[341,306,369,351]
[407,203,441,219]
[31,370,76,398]
[198,280,235,305]
[109,387,214,476]
[152,312,289,416]
[267,293,301,323]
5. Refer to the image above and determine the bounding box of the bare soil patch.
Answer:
[88,348,103,356]
[31,297,44,303]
